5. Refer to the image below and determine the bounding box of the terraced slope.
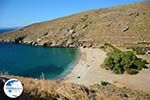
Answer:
[0,2,150,48]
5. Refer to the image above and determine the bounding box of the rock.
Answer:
[23,40,33,44]
[122,26,129,32]
[70,23,78,29]
[134,12,140,17]
[81,15,88,22]
[56,40,64,47]
[37,38,41,42]
[42,41,52,47]
[69,44,76,47]
[106,22,112,27]
[78,42,84,47]
[66,39,74,46]
[0,39,4,42]
[18,40,22,44]
[14,36,26,43]
[3,39,10,43]
[31,41,35,45]
[19,28,24,31]
[128,12,140,17]
[67,29,75,34]
[82,44,87,48]
[86,42,92,48]
[51,41,57,47]
[77,76,80,78]
[38,41,46,46]
[43,43,48,47]
[82,24,88,29]
[31,41,38,46]
[104,90,111,96]
[43,32,48,36]
[81,42,92,48]
[34,43,38,46]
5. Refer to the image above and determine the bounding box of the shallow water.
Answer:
[0,43,78,79]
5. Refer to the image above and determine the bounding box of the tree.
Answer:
[103,50,147,74]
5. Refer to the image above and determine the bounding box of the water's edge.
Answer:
[57,49,80,81]
[0,42,79,80]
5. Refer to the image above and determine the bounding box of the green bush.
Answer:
[126,67,139,75]
[132,47,146,55]
[103,50,147,74]
[112,64,124,74]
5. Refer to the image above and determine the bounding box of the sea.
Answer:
[0,28,78,79]
[0,28,16,34]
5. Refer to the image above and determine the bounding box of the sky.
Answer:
[0,0,144,28]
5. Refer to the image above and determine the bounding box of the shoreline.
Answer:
[57,48,81,81]
[63,48,150,93]
[63,48,107,84]
[0,41,150,93]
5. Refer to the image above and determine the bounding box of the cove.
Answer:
[0,43,78,79]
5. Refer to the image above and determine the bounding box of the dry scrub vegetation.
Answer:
[1,75,150,100]
[0,2,150,48]
[0,1,150,100]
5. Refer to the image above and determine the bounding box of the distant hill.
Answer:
[0,2,150,48]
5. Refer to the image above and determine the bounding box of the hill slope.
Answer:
[1,75,150,100]
[0,2,150,48]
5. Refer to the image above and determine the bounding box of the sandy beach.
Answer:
[64,48,150,93]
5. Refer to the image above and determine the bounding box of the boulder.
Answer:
[82,24,88,29]
[42,41,52,47]
[122,26,129,32]
[14,36,26,43]
[31,41,38,46]
[56,40,64,47]
[86,42,92,48]
[43,32,48,36]
[66,39,74,46]
[67,29,75,34]
[51,41,57,47]
[23,40,33,44]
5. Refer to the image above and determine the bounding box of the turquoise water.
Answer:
[0,43,78,79]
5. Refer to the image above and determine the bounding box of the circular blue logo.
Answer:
[3,79,23,98]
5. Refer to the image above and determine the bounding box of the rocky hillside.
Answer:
[0,2,150,48]
[1,75,150,100]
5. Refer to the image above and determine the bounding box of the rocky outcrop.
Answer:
[14,35,26,43]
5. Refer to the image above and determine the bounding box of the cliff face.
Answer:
[0,2,150,48]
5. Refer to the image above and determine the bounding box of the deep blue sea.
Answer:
[0,29,78,79]
[0,28,16,34]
